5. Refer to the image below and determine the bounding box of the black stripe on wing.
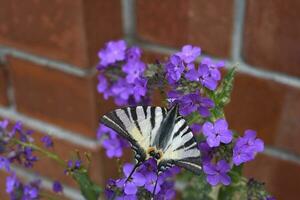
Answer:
[174,158,202,175]
[100,109,147,162]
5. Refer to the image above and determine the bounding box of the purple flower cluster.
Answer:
[199,119,264,186]
[106,159,178,199]
[97,40,148,106]
[168,90,214,117]
[233,130,264,166]
[165,45,224,91]
[0,120,38,168]
[97,124,129,158]
[0,119,64,199]
[6,173,41,200]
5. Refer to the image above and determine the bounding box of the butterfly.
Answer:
[100,105,202,197]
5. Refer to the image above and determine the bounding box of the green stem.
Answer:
[40,192,61,200]
[12,139,66,167]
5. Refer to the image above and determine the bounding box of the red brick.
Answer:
[0,171,9,200]
[142,50,169,64]
[0,62,9,106]
[30,130,105,189]
[244,154,300,200]
[136,0,234,58]
[243,0,300,76]
[225,72,300,154]
[0,0,122,68]
[8,56,99,137]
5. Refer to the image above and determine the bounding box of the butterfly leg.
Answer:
[125,162,141,182]
[151,171,159,200]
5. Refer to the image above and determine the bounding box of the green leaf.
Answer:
[218,164,247,200]
[230,164,243,183]
[72,169,102,200]
[180,172,213,200]
[208,67,236,121]
[215,67,236,107]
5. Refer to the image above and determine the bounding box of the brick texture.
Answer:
[8,56,99,137]
[226,72,300,154]
[0,0,122,68]
[244,154,300,200]
[30,130,104,189]
[0,62,9,106]
[136,0,234,58]
[0,171,9,200]
[243,0,300,76]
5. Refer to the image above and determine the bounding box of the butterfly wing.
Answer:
[159,116,202,175]
[100,106,166,163]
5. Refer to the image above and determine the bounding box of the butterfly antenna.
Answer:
[125,162,140,182]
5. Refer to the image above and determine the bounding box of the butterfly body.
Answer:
[101,105,202,175]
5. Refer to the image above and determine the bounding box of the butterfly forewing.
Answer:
[100,106,166,163]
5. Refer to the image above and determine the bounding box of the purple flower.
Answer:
[126,47,142,61]
[198,142,213,163]
[0,156,10,172]
[203,160,231,186]
[156,181,176,200]
[98,40,127,67]
[52,181,63,193]
[103,137,124,158]
[67,159,82,169]
[116,163,146,195]
[165,55,185,84]
[233,130,264,165]
[116,194,137,200]
[198,63,218,91]
[41,135,53,148]
[23,147,38,168]
[97,74,112,100]
[132,78,147,102]
[175,92,214,117]
[123,60,146,83]
[190,123,202,134]
[201,57,224,81]
[0,119,9,129]
[111,79,133,101]
[6,173,20,194]
[202,119,233,147]
[23,183,39,199]
[75,160,81,168]
[144,172,162,194]
[98,124,128,158]
[185,67,201,81]
[176,45,201,63]
[67,160,73,168]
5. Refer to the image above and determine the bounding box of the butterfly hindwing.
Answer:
[159,115,202,174]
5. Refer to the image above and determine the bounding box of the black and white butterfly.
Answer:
[100,105,202,197]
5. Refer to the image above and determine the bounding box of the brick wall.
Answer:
[0,0,299,199]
